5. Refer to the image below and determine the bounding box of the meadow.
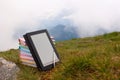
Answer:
[0,32,120,80]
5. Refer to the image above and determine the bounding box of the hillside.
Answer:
[0,32,120,80]
[49,24,79,41]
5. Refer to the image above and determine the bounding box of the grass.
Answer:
[0,32,120,80]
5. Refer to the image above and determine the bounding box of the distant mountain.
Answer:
[49,24,79,41]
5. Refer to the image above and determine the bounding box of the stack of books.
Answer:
[50,36,56,45]
[18,38,37,67]
[18,36,55,67]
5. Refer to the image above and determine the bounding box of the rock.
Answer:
[0,57,20,80]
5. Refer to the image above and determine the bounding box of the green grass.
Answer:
[0,32,120,80]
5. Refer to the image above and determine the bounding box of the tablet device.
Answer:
[24,29,60,70]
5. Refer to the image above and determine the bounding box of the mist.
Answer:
[0,0,120,51]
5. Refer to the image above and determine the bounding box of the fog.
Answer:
[0,0,120,51]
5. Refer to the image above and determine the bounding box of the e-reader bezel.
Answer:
[24,29,60,71]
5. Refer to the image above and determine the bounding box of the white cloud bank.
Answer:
[0,0,120,51]
[0,0,65,51]
[64,0,120,37]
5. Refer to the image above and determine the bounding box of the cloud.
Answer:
[0,0,65,51]
[0,0,120,51]
[64,0,120,37]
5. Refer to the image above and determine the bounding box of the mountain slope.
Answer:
[49,24,79,41]
[0,32,120,80]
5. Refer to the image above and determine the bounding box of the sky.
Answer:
[0,0,120,51]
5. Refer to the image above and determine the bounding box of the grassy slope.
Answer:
[0,32,120,80]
